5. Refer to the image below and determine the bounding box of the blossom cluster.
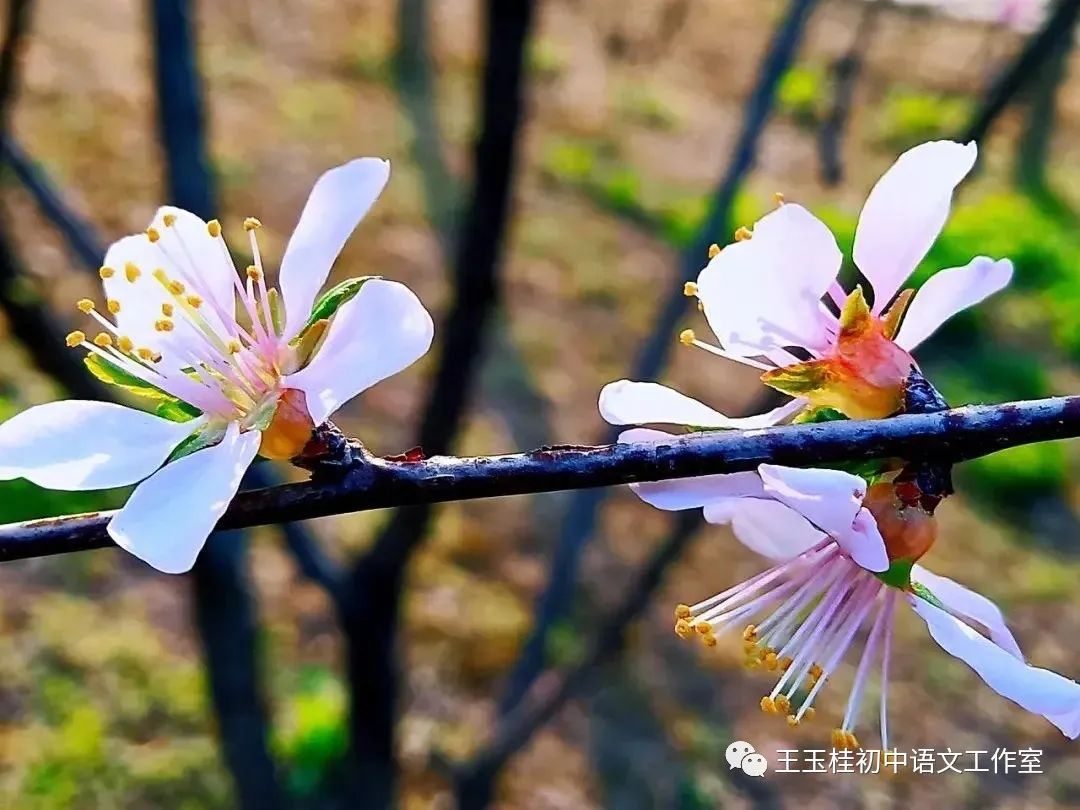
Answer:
[0,140,1078,749]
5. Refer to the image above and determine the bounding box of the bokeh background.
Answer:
[2,0,1080,807]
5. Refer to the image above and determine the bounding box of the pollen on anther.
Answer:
[163,214,177,227]
[734,226,752,242]
[803,708,816,721]
[742,625,758,642]
[186,294,203,308]
[701,634,717,648]
[154,318,175,333]
[107,299,121,315]
[93,333,113,348]
[207,219,222,237]
[246,265,262,281]
[227,339,242,354]
[786,715,800,728]
[146,227,161,243]
[136,347,154,361]
[99,266,115,280]
[65,330,85,348]
[161,303,174,317]
[167,280,186,295]
[674,619,693,639]
[76,299,95,314]
[683,281,698,297]
[707,243,721,259]
[773,192,785,206]
[117,336,135,353]
[760,696,777,715]
[694,621,712,636]
[678,329,696,346]
[775,695,791,715]
[674,604,691,620]
[124,262,141,283]
[243,217,262,231]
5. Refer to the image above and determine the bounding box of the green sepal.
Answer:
[246,396,279,433]
[874,557,914,589]
[793,406,847,424]
[760,359,832,397]
[167,422,226,464]
[294,275,379,341]
[910,578,945,610]
[838,284,872,337]
[85,354,201,423]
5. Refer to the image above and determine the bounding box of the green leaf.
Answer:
[874,557,914,589]
[85,355,201,422]
[166,422,226,463]
[911,579,945,610]
[155,399,202,423]
[295,276,379,339]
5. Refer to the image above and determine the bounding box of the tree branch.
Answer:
[4,394,1080,559]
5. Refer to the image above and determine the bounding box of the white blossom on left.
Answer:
[0,157,434,573]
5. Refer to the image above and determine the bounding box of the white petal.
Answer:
[909,595,1080,738]
[599,380,803,429]
[854,140,978,312]
[108,423,259,574]
[911,565,1023,659]
[758,464,866,537]
[835,507,890,573]
[697,203,841,355]
[894,257,1013,349]
[152,207,237,321]
[703,497,826,561]
[0,400,196,491]
[279,158,391,340]
[285,278,433,425]
[617,428,764,510]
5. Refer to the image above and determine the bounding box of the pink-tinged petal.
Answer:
[894,257,1013,349]
[911,564,1023,659]
[909,595,1080,738]
[599,380,804,429]
[703,497,825,561]
[108,423,259,574]
[758,464,866,537]
[835,507,890,573]
[0,400,197,491]
[285,278,433,425]
[280,158,391,340]
[618,427,764,510]
[697,203,841,355]
[854,140,978,313]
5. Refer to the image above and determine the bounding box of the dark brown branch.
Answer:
[4,394,1080,561]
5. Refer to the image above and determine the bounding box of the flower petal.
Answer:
[853,140,978,313]
[285,278,433,425]
[108,423,259,574]
[894,257,1014,349]
[618,428,764,510]
[909,595,1080,738]
[0,400,197,491]
[703,497,825,561]
[697,203,841,355]
[151,207,237,321]
[599,380,804,429]
[835,507,890,572]
[911,564,1023,659]
[758,464,866,537]
[279,158,391,340]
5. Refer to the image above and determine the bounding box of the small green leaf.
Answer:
[85,355,201,422]
[155,399,202,423]
[911,579,945,609]
[167,422,226,463]
[295,276,378,339]
[875,557,914,589]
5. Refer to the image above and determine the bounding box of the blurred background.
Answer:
[1,0,1080,807]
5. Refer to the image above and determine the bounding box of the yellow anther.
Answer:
[786,715,800,728]
[99,266,115,280]
[760,696,777,714]
[107,299,121,315]
[803,707,816,721]
[743,640,758,655]
[774,192,785,206]
[154,318,175,333]
[743,657,761,671]
[163,213,177,227]
[93,333,113,348]
[167,280,186,295]
[246,265,262,282]
[810,663,824,680]
[674,619,693,639]
[227,339,243,354]
[763,652,779,671]
[846,732,859,750]
[136,347,154,361]
[146,227,161,243]
[679,329,696,346]
[185,294,203,308]
[243,217,262,231]
[779,656,793,671]
[117,336,135,353]
[830,729,843,748]
[701,634,717,648]
[674,604,691,620]
[775,695,791,715]
[707,243,721,259]
[207,219,221,237]
[65,330,86,348]
[76,299,95,314]
[124,262,141,283]
[161,303,174,317]
[694,621,712,636]
[683,281,698,297]
[742,625,758,642]
[734,226,752,242]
